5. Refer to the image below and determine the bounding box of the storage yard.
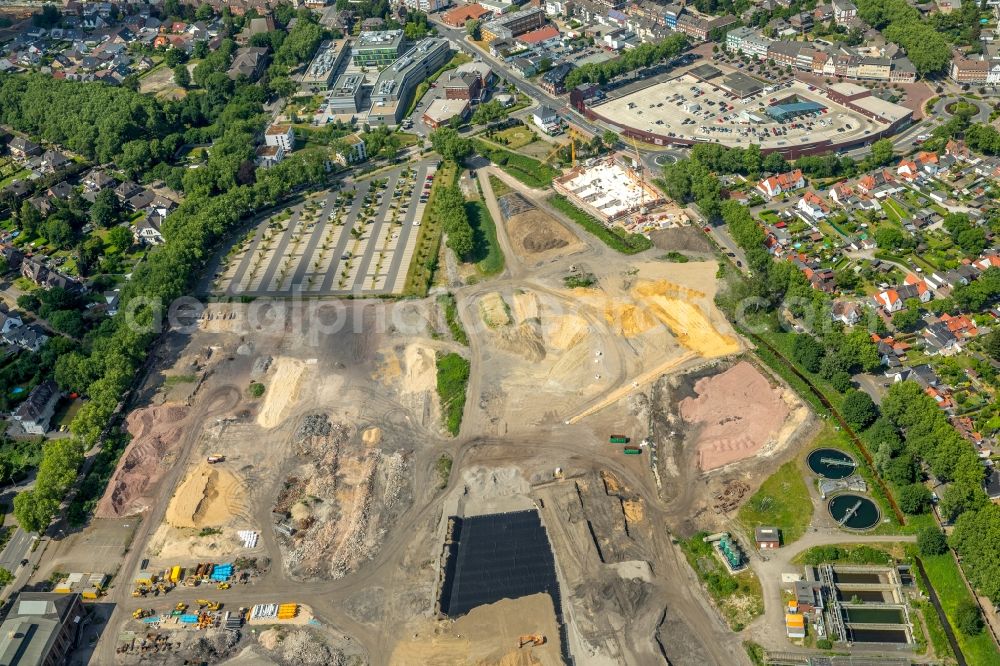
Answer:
[74,164,821,666]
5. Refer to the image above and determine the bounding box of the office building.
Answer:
[369,38,452,124]
[300,39,350,91]
[352,30,406,68]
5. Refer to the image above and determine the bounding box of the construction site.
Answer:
[58,162,831,666]
[552,156,690,235]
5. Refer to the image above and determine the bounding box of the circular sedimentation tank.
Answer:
[808,448,857,479]
[828,494,880,530]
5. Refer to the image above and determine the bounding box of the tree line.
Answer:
[564,34,688,89]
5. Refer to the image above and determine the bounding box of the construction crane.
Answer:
[629,136,647,213]
[543,127,581,168]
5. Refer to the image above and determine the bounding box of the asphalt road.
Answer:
[0,528,35,576]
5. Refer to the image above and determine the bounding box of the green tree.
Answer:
[0,567,12,587]
[874,225,906,250]
[830,371,852,393]
[48,310,85,338]
[983,329,1000,360]
[173,64,191,89]
[90,188,122,229]
[898,483,932,515]
[792,334,825,373]
[869,138,894,166]
[917,526,948,556]
[13,490,58,533]
[430,128,472,162]
[465,18,481,39]
[107,226,133,254]
[842,390,877,430]
[955,600,984,635]
[892,307,920,331]
[938,481,987,523]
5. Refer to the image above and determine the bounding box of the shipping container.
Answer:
[623,447,641,455]
[609,435,630,444]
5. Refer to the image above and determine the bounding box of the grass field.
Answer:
[493,125,537,149]
[465,199,504,277]
[918,551,1000,666]
[473,140,559,189]
[436,352,471,436]
[737,460,813,546]
[489,174,512,197]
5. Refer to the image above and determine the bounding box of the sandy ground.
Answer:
[679,361,791,471]
[95,404,190,518]
[257,357,306,428]
[480,292,512,328]
[166,461,245,529]
[631,279,740,358]
[389,593,562,666]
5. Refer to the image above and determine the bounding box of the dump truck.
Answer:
[609,435,630,444]
[207,455,225,464]
[169,566,182,584]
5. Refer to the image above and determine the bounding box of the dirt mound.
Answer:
[402,344,436,395]
[362,427,382,446]
[649,226,713,254]
[496,323,546,362]
[166,461,245,528]
[95,404,190,518]
[604,302,657,338]
[679,362,791,471]
[511,291,540,323]
[257,357,306,428]
[506,207,581,263]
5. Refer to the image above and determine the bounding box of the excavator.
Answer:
[517,634,545,648]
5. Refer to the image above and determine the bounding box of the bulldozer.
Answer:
[517,634,545,648]
[132,608,152,620]
[175,602,188,612]
[217,582,231,590]
[132,587,147,598]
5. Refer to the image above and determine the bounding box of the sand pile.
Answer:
[604,302,657,337]
[257,357,306,428]
[402,344,437,395]
[480,292,511,328]
[504,202,580,262]
[362,427,382,446]
[389,593,561,666]
[679,362,790,471]
[496,323,546,362]
[632,280,740,357]
[95,404,190,518]
[166,461,245,528]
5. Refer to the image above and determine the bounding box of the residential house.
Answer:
[832,300,863,326]
[228,46,269,80]
[797,190,830,218]
[114,180,143,203]
[757,169,805,198]
[40,150,70,174]
[923,320,961,355]
[897,152,939,181]
[0,307,23,336]
[334,134,367,165]
[13,379,60,435]
[831,0,857,24]
[83,169,117,192]
[856,169,895,196]
[4,324,48,352]
[539,62,574,94]
[8,136,41,159]
[532,106,561,134]
[47,182,75,201]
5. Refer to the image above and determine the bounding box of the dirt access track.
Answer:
[87,164,763,666]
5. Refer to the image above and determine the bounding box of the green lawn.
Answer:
[492,125,537,150]
[472,140,559,189]
[489,174,512,197]
[737,460,813,546]
[464,199,504,277]
[881,198,906,223]
[919,551,1000,666]
[403,161,458,296]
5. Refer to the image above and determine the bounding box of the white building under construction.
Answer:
[552,157,665,223]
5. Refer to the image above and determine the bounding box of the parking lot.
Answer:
[595,73,880,150]
[214,160,438,297]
